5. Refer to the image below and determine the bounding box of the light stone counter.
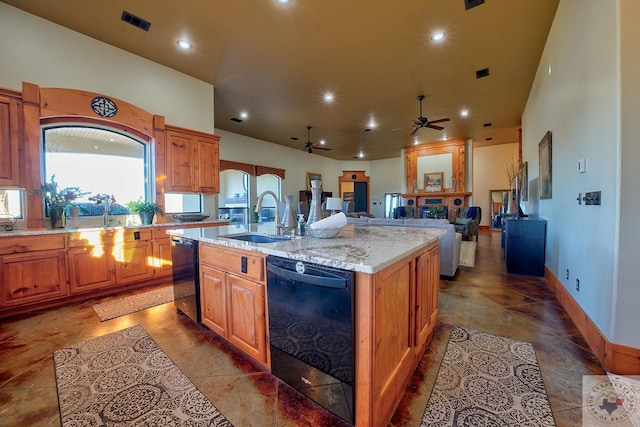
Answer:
[168,223,445,274]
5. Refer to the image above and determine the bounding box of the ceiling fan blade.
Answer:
[428,118,450,124]
[409,126,420,136]
[425,124,445,131]
[313,146,332,151]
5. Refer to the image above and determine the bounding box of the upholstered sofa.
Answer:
[346,217,462,277]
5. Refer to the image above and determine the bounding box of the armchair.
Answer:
[452,206,482,241]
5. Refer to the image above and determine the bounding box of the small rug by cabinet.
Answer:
[53,325,232,426]
[421,325,556,426]
[93,282,194,321]
[458,240,477,268]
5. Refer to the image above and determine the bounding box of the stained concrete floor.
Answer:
[0,230,604,426]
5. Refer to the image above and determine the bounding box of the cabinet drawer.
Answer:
[199,244,265,283]
[68,228,151,247]
[0,234,66,255]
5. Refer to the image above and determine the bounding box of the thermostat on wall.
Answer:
[577,158,587,173]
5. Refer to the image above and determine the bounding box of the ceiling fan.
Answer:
[303,126,332,153]
[409,95,450,136]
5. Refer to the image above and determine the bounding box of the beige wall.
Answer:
[472,143,520,227]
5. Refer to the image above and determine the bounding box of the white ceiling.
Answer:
[3,0,559,160]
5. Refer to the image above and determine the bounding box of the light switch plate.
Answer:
[577,158,587,173]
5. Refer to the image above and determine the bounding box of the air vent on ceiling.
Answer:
[290,137,299,141]
[464,0,485,10]
[121,11,151,31]
[483,122,492,127]
[230,117,243,123]
[476,68,490,79]
[485,137,493,141]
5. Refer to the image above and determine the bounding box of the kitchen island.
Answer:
[168,223,444,427]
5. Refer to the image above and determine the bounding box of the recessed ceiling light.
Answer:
[277,0,290,3]
[177,39,192,49]
[359,151,364,158]
[323,93,334,102]
[240,111,248,119]
[431,31,446,42]
[319,139,326,145]
[460,109,469,117]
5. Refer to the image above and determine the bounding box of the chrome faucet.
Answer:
[255,191,281,229]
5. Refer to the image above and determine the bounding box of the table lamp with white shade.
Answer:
[325,197,343,216]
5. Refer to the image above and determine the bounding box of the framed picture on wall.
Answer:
[424,171,444,192]
[538,131,552,199]
[306,172,322,191]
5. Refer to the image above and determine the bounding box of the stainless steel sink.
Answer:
[222,233,293,244]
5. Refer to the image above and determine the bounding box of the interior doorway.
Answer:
[338,171,370,213]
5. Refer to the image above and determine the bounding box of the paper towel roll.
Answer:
[309,212,347,229]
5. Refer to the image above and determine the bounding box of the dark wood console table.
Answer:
[504,218,547,276]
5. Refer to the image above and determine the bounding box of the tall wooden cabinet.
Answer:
[0,89,21,186]
[165,126,220,193]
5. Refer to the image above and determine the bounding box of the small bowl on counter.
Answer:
[306,226,344,239]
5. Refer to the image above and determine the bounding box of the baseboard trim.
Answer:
[545,266,640,374]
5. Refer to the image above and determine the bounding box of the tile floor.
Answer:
[0,230,604,426]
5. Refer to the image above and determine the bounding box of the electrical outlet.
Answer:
[576,278,580,292]
[566,269,570,280]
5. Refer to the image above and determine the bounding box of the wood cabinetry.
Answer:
[0,89,21,186]
[199,243,268,366]
[354,241,439,427]
[0,235,68,307]
[67,228,154,294]
[165,126,220,193]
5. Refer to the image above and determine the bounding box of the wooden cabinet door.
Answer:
[166,130,195,192]
[114,241,154,284]
[152,239,173,277]
[226,273,267,364]
[197,136,220,193]
[0,93,20,186]
[1,250,67,306]
[415,247,439,359]
[68,246,114,293]
[200,264,228,336]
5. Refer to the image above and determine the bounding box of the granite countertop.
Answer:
[168,223,445,274]
[0,219,229,237]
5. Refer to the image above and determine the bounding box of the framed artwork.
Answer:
[538,131,552,199]
[306,172,322,191]
[424,171,444,192]
[519,161,528,201]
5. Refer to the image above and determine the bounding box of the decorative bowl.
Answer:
[173,212,210,222]
[306,226,343,239]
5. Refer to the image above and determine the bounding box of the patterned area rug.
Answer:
[93,282,194,321]
[458,241,477,268]
[53,325,233,426]
[421,325,556,426]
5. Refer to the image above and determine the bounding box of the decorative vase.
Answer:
[307,181,324,226]
[139,211,155,225]
[49,206,66,229]
[281,195,296,231]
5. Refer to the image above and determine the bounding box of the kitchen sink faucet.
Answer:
[255,191,281,230]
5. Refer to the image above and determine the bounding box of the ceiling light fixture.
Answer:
[177,39,192,49]
[431,31,446,42]
[277,0,291,3]
[323,92,334,102]
[319,139,326,145]
[359,151,364,158]
[460,109,469,117]
[240,111,248,119]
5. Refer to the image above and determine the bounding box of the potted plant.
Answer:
[126,198,164,225]
[30,175,88,228]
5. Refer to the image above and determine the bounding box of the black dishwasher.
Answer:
[266,255,355,424]
[170,235,200,323]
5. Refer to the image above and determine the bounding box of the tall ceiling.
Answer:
[3,0,559,160]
